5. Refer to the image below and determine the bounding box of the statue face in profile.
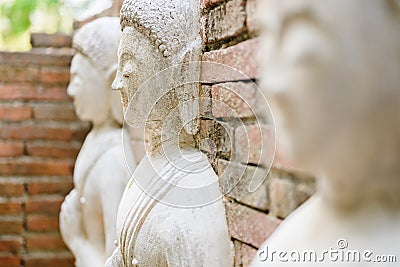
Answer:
[112,27,166,112]
[67,16,123,126]
[259,0,400,177]
[112,0,202,136]
[68,53,109,123]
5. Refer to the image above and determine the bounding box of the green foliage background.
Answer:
[2,0,60,37]
[0,0,72,51]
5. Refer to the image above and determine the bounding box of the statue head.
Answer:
[112,0,202,136]
[68,17,123,126]
[259,0,400,207]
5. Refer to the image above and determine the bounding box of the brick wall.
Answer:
[0,1,316,267]
[0,34,90,267]
[199,0,315,266]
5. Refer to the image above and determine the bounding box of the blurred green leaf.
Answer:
[1,0,62,39]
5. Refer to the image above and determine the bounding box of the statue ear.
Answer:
[173,45,201,135]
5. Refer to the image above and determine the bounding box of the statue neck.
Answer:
[91,118,120,132]
[144,116,194,159]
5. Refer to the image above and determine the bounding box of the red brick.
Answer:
[72,124,91,141]
[40,67,70,84]
[27,181,73,196]
[199,119,234,159]
[0,83,35,100]
[199,85,212,116]
[268,175,315,219]
[26,233,67,252]
[202,0,246,43]
[26,214,59,232]
[0,84,70,101]
[211,82,259,118]
[33,104,77,121]
[225,200,281,248]
[0,141,24,157]
[234,124,275,166]
[0,202,22,215]
[0,219,23,235]
[24,255,74,267]
[27,141,80,159]
[233,241,257,267]
[202,38,259,82]
[0,159,73,176]
[38,86,71,101]
[30,33,72,48]
[217,159,269,211]
[0,105,32,121]
[0,237,23,253]
[246,0,259,34]
[0,125,88,141]
[26,198,64,215]
[0,182,24,197]
[0,51,72,66]
[272,143,298,171]
[242,243,257,267]
[0,255,20,267]
[0,65,39,83]
[233,240,242,267]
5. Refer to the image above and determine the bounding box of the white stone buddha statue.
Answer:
[252,1,400,266]
[105,0,233,266]
[59,17,136,267]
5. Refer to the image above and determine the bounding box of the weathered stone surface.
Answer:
[202,0,246,43]
[201,0,224,9]
[130,140,146,164]
[109,1,234,266]
[199,119,235,160]
[127,126,145,141]
[59,18,133,267]
[199,85,213,117]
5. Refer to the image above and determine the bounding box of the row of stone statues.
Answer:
[59,17,134,267]
[60,0,400,266]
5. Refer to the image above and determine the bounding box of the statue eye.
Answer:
[281,22,330,69]
[122,62,135,78]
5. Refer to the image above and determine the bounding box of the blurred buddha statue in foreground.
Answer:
[106,0,233,266]
[60,17,135,267]
[252,1,400,266]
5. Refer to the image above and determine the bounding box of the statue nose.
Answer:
[67,82,77,98]
[112,76,123,91]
